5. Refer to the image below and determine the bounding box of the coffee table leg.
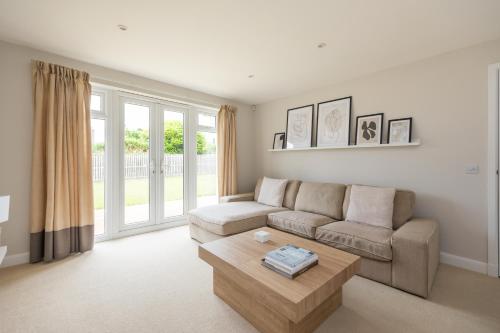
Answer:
[213,269,342,333]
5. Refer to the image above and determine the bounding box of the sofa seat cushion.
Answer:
[188,201,288,236]
[267,211,335,239]
[315,221,394,261]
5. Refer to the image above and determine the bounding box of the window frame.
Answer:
[189,107,218,209]
[90,88,112,242]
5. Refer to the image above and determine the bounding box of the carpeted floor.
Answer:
[0,225,499,333]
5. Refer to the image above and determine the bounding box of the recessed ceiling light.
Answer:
[117,24,128,31]
[317,42,327,49]
[248,74,254,78]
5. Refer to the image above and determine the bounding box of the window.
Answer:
[90,91,107,237]
[90,94,103,112]
[196,112,217,208]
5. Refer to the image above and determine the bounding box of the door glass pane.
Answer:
[124,103,150,224]
[91,118,105,235]
[163,110,184,218]
[196,130,217,207]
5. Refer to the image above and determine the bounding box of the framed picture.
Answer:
[316,96,351,147]
[286,104,314,149]
[355,113,383,145]
[388,117,412,144]
[272,132,286,149]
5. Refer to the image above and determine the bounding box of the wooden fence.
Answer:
[92,153,216,181]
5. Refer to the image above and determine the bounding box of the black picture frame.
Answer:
[355,113,384,145]
[315,96,352,147]
[272,132,286,149]
[285,104,314,149]
[387,117,412,144]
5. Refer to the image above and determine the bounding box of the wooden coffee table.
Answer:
[199,227,361,333]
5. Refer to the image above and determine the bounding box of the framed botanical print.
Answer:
[355,113,383,145]
[388,117,412,144]
[272,132,286,149]
[316,96,351,147]
[285,105,314,149]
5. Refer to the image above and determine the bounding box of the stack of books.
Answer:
[261,244,318,279]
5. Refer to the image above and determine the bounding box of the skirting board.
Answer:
[0,250,490,276]
[440,252,488,274]
[0,251,29,268]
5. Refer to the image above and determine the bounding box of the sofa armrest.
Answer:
[391,218,439,298]
[219,192,255,203]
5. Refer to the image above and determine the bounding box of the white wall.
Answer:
[255,39,500,265]
[0,40,256,258]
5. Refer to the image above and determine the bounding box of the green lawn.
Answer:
[93,175,216,209]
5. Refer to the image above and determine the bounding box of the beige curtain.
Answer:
[217,105,237,197]
[30,60,94,263]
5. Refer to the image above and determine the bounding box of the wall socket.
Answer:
[465,165,479,174]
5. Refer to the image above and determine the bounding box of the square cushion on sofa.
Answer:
[315,221,393,261]
[342,185,416,229]
[257,177,288,207]
[346,185,396,229]
[294,182,346,220]
[267,211,334,239]
[188,201,288,236]
[254,178,302,210]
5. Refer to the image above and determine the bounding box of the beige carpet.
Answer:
[0,225,499,333]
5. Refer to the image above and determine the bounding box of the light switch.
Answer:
[465,165,479,174]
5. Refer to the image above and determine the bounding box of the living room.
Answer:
[0,1,499,332]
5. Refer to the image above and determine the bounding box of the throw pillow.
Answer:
[257,177,288,207]
[346,185,396,229]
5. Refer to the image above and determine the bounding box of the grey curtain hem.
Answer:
[30,225,94,263]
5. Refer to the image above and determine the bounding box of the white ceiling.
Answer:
[1,0,500,104]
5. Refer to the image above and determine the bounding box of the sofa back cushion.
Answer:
[342,185,416,229]
[294,182,346,220]
[254,177,263,201]
[345,185,396,229]
[257,177,288,207]
[254,177,301,210]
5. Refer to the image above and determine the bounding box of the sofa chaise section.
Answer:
[189,201,287,243]
[189,179,302,243]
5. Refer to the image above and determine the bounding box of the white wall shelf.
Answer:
[267,140,421,152]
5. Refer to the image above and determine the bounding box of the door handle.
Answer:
[150,160,156,175]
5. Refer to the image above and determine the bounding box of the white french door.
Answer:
[119,96,156,230]
[90,86,217,239]
[158,105,189,222]
[118,95,191,231]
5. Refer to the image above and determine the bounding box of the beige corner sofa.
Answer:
[188,178,439,298]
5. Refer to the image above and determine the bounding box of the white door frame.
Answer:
[487,63,500,277]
